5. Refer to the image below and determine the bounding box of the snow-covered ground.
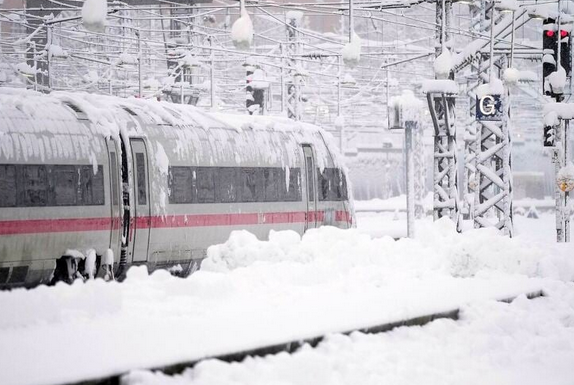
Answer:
[356,210,560,242]
[0,212,573,385]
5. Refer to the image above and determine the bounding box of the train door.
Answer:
[130,139,151,262]
[303,145,318,230]
[106,138,121,251]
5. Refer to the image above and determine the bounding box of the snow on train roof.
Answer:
[0,87,322,136]
[0,88,342,171]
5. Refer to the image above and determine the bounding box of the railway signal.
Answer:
[543,18,558,96]
[542,18,572,96]
[543,125,556,147]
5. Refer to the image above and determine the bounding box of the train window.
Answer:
[0,165,16,207]
[340,170,348,201]
[21,165,49,206]
[319,168,348,201]
[52,165,78,206]
[135,153,147,205]
[318,168,344,201]
[196,168,215,203]
[110,154,119,206]
[263,168,283,202]
[318,168,329,201]
[305,157,314,199]
[217,168,238,203]
[169,166,194,204]
[79,165,105,205]
[240,168,261,202]
[285,168,302,202]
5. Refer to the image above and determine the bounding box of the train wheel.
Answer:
[50,256,79,285]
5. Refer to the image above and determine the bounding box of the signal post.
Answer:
[542,12,573,242]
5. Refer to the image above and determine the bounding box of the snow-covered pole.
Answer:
[137,29,142,98]
[32,41,37,92]
[280,43,285,113]
[209,36,215,109]
[348,0,354,42]
[108,60,113,95]
[441,0,446,52]
[405,119,416,238]
[554,122,564,241]
[488,1,495,83]
[510,11,515,67]
[46,25,53,91]
[286,12,301,121]
[558,0,562,72]
[338,55,343,152]
[565,120,570,242]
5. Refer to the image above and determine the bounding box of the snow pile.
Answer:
[518,70,537,82]
[48,44,68,59]
[119,52,139,65]
[421,79,458,94]
[475,76,505,97]
[543,102,574,124]
[503,67,520,84]
[286,10,304,25]
[547,66,567,94]
[15,62,37,76]
[250,69,270,89]
[82,0,107,33]
[203,230,307,272]
[388,90,425,123]
[526,5,550,19]
[557,163,574,192]
[342,32,362,68]
[433,48,453,79]
[203,219,574,281]
[85,249,97,279]
[179,53,202,68]
[342,73,356,85]
[495,0,519,12]
[231,6,253,50]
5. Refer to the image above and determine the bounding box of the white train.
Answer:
[0,89,353,289]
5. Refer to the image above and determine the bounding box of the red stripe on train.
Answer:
[0,211,351,235]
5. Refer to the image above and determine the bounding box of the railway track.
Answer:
[69,290,545,385]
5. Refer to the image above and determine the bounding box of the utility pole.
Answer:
[286,12,301,121]
[137,29,143,98]
[542,7,572,242]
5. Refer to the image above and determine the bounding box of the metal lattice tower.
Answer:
[471,5,514,236]
[428,92,459,223]
[428,0,460,226]
[473,93,513,234]
[461,0,487,219]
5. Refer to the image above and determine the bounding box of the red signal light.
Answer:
[546,30,555,37]
[560,30,568,38]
